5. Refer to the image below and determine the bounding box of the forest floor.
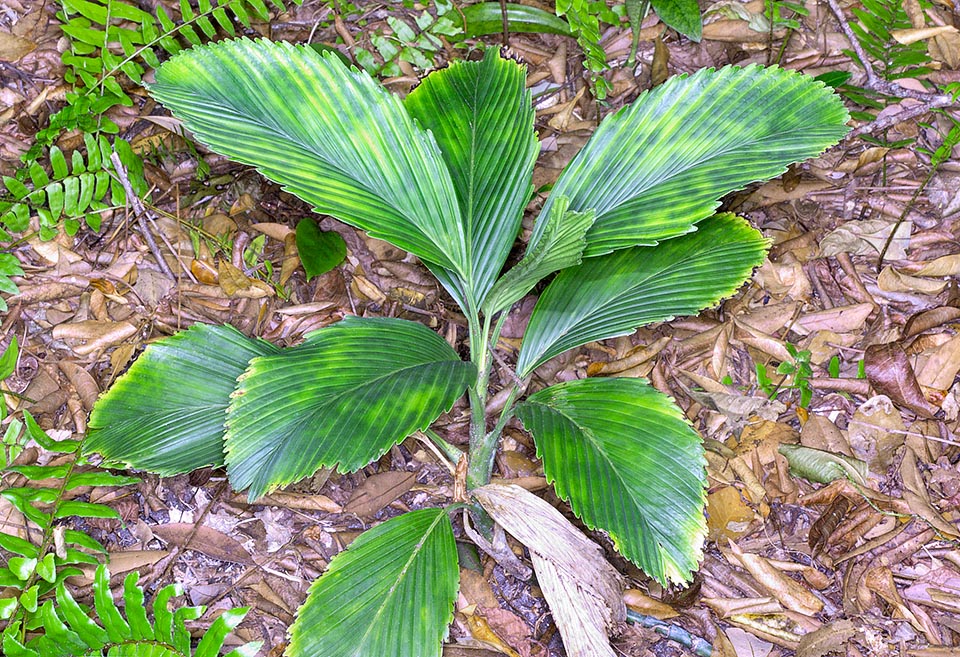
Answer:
[3,1,960,656]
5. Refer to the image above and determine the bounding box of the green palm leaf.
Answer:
[224,317,476,500]
[527,65,849,257]
[516,377,706,584]
[517,213,767,377]
[149,38,469,278]
[482,196,595,316]
[85,324,278,475]
[405,49,538,307]
[287,508,458,657]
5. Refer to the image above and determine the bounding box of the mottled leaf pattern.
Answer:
[529,65,849,256]
[150,38,468,277]
[85,324,278,475]
[224,317,476,500]
[406,49,538,307]
[518,214,768,377]
[288,508,458,657]
[516,378,707,584]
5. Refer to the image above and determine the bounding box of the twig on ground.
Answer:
[824,0,956,138]
[110,151,177,280]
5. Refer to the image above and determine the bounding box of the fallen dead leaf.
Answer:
[0,31,36,62]
[623,589,678,619]
[819,219,911,260]
[847,395,907,471]
[727,541,823,616]
[795,619,857,657]
[901,447,960,538]
[864,342,938,418]
[473,484,625,657]
[152,523,253,565]
[343,470,416,518]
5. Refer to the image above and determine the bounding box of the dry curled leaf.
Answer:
[473,484,625,657]
[864,343,938,418]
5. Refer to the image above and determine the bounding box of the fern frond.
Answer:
[1,565,259,657]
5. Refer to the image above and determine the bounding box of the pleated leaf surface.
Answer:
[287,508,458,657]
[517,213,767,377]
[516,377,707,584]
[527,64,849,257]
[224,317,476,500]
[405,49,538,307]
[85,324,278,475]
[149,38,469,277]
[482,196,595,316]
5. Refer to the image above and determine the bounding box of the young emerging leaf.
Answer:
[483,197,595,316]
[517,214,768,377]
[288,508,459,657]
[86,323,279,474]
[149,38,469,279]
[528,65,849,257]
[516,378,707,584]
[225,317,476,499]
[405,48,538,307]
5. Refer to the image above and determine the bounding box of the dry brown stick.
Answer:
[109,152,176,280]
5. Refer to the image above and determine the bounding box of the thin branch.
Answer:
[109,152,176,280]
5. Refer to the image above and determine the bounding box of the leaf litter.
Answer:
[3,0,960,655]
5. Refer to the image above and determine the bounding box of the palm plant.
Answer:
[83,39,849,656]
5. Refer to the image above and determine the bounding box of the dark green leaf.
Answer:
[529,65,849,257]
[295,219,346,281]
[86,323,279,475]
[517,377,706,584]
[517,214,768,377]
[288,508,458,657]
[460,2,573,37]
[225,317,476,499]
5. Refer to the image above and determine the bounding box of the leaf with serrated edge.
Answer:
[473,484,624,657]
[518,213,768,377]
[225,317,476,500]
[515,378,707,585]
[483,196,595,316]
[86,323,279,475]
[149,38,469,279]
[528,65,849,257]
[288,508,458,657]
[406,49,538,306]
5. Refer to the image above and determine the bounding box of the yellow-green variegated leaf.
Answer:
[85,324,278,475]
[528,65,849,257]
[149,39,468,278]
[224,317,476,500]
[405,49,538,307]
[515,378,706,585]
[517,214,767,377]
[288,508,458,657]
[482,197,595,316]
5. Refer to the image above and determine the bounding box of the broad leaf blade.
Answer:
[86,324,278,475]
[405,49,538,305]
[150,38,469,277]
[516,378,707,584]
[225,317,476,499]
[483,197,595,316]
[288,508,458,657]
[517,213,767,377]
[529,65,849,256]
[295,218,346,281]
[651,0,702,41]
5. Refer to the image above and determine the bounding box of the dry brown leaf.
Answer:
[930,28,960,68]
[152,523,253,564]
[706,486,756,542]
[734,319,792,361]
[864,342,938,418]
[250,222,293,241]
[819,219,911,260]
[459,569,500,609]
[651,34,669,87]
[878,267,948,295]
[794,303,874,336]
[473,484,624,657]
[343,471,416,518]
[905,307,960,337]
[279,232,299,286]
[915,254,960,277]
[724,626,775,657]
[218,260,273,298]
[623,589,678,619]
[847,395,907,471]
[800,414,853,457]
[754,260,811,300]
[901,447,960,538]
[727,541,823,615]
[58,361,100,412]
[464,612,523,657]
[0,31,36,62]
[892,25,958,45]
[795,619,857,657]
[234,489,340,512]
[53,320,138,356]
[703,596,783,617]
[917,333,960,390]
